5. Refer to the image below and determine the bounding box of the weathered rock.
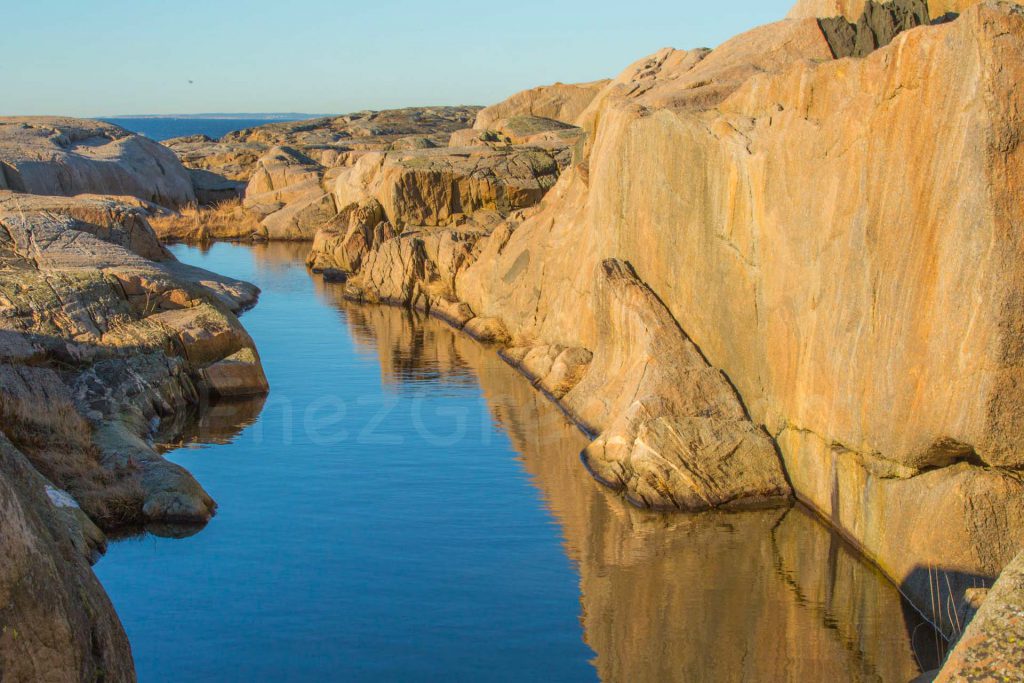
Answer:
[330,145,566,230]
[334,1,1024,640]
[189,168,245,205]
[564,260,789,510]
[240,146,337,240]
[936,550,1024,681]
[198,348,270,397]
[463,316,511,345]
[0,117,195,207]
[168,107,478,181]
[165,106,578,246]
[0,190,171,261]
[474,80,610,129]
[305,198,392,273]
[0,194,267,529]
[500,343,593,399]
[472,116,583,147]
[818,0,931,58]
[0,433,134,682]
[164,134,264,182]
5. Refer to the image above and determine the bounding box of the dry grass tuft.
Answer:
[0,381,146,529]
[149,198,263,243]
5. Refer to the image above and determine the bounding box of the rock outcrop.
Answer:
[307,0,1024,647]
[472,80,609,130]
[0,118,195,207]
[817,0,931,57]
[566,260,790,511]
[936,550,1024,681]
[158,106,579,243]
[0,434,134,683]
[162,107,479,213]
[0,183,269,678]
[0,190,267,528]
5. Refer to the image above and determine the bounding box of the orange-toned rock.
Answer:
[473,80,609,129]
[334,2,1024,635]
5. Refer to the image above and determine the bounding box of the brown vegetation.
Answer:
[0,390,146,529]
[149,198,263,242]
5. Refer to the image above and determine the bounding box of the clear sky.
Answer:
[2,0,796,117]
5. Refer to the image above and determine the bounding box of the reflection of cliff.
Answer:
[330,300,935,681]
[327,286,479,390]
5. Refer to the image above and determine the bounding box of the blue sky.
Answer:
[3,0,795,116]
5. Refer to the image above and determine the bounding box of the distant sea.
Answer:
[102,117,312,142]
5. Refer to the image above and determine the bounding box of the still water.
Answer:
[94,242,938,682]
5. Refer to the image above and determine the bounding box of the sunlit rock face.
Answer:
[318,1,1024,633]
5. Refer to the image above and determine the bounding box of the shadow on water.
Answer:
[104,241,944,681]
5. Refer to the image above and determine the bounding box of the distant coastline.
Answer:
[101,112,327,120]
[102,115,320,141]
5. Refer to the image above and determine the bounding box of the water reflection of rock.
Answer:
[155,394,266,452]
[333,295,478,390]
[321,301,938,680]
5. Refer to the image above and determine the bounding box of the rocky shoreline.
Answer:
[0,119,269,679]
[2,0,1024,679]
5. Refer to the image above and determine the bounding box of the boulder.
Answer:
[0,117,195,208]
[474,80,610,129]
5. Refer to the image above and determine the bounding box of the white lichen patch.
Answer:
[45,485,81,509]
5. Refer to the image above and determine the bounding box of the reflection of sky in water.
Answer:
[94,242,938,682]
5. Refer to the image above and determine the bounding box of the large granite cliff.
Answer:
[296,0,1024,651]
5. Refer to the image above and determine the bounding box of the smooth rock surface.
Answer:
[0,117,195,207]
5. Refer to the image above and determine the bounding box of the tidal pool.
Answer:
[94,242,941,681]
